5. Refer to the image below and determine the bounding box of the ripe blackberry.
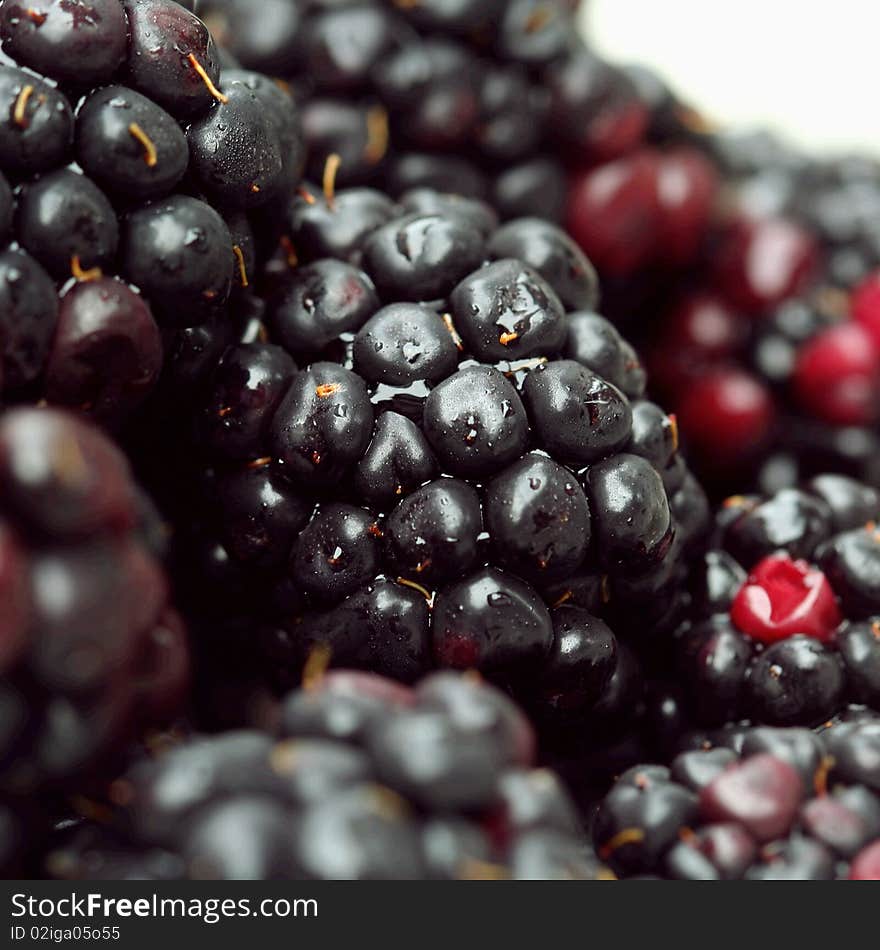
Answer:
[46,670,606,880]
[595,711,880,880]
[186,0,708,237]
[169,189,707,744]
[672,477,880,731]
[0,0,304,427]
[0,407,188,802]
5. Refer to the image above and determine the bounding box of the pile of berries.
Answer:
[0,0,878,883]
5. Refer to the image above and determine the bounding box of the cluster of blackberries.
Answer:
[0,0,303,427]
[595,710,880,880]
[0,407,186,875]
[47,670,605,880]
[168,190,709,742]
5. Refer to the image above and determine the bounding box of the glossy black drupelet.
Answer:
[46,671,606,880]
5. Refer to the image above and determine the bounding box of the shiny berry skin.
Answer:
[487,218,599,313]
[529,606,618,715]
[432,567,554,674]
[16,169,118,281]
[730,554,841,645]
[817,527,880,619]
[422,365,529,480]
[352,411,437,510]
[567,151,661,278]
[711,216,819,314]
[0,67,73,175]
[269,363,374,486]
[793,322,880,427]
[353,305,459,387]
[675,369,776,469]
[564,313,646,399]
[186,74,288,211]
[45,278,163,425]
[363,213,485,303]
[384,478,482,588]
[289,504,380,605]
[268,260,380,355]
[0,0,128,86]
[523,360,633,466]
[722,489,832,566]
[288,188,396,265]
[75,86,190,201]
[451,260,567,362]
[837,621,880,707]
[485,454,591,584]
[123,0,222,120]
[197,343,297,461]
[120,195,233,326]
[585,454,672,571]
[747,636,845,727]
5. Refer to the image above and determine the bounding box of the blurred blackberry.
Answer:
[0,0,303,428]
[669,476,880,734]
[46,669,607,880]
[183,0,711,231]
[166,184,709,747]
[0,407,188,802]
[594,710,880,880]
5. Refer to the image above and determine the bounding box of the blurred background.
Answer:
[585,0,880,153]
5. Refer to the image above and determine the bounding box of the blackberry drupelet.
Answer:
[0,407,188,802]
[172,186,709,742]
[671,476,880,733]
[46,670,606,880]
[0,0,304,427]
[594,711,880,880]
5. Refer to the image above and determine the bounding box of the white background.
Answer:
[584,0,880,154]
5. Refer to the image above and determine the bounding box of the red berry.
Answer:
[730,554,842,645]
[566,150,662,277]
[675,368,775,468]
[793,322,880,427]
[700,754,804,843]
[852,270,880,349]
[656,148,719,267]
[712,216,819,314]
[0,524,29,673]
[850,840,880,880]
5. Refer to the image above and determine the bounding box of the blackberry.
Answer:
[46,670,606,880]
[0,0,304,427]
[169,190,708,745]
[672,477,880,732]
[595,712,880,880]
[187,0,709,243]
[0,407,188,800]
